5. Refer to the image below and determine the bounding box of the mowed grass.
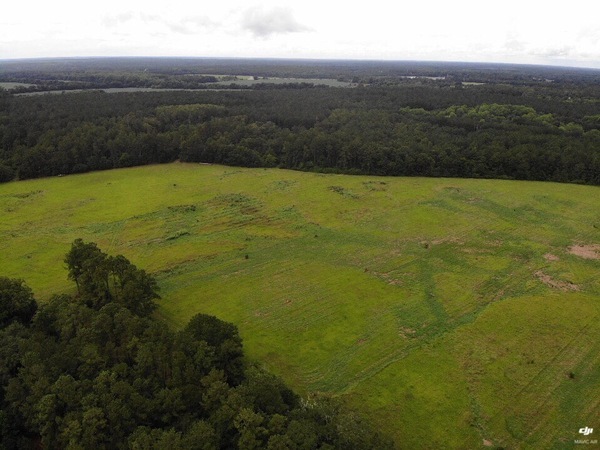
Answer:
[1,163,599,448]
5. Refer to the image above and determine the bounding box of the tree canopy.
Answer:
[64,239,160,316]
[0,277,37,329]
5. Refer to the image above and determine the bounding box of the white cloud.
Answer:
[240,6,311,38]
[102,12,136,28]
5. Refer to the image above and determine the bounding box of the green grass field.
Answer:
[1,163,599,449]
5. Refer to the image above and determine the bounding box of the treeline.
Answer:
[1,72,221,94]
[0,240,392,449]
[3,57,600,85]
[1,80,599,184]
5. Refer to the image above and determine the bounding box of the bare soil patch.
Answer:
[534,270,579,291]
[372,271,403,286]
[399,327,416,338]
[493,288,506,301]
[431,236,464,245]
[568,244,600,260]
[544,253,560,262]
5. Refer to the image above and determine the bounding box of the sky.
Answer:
[2,0,600,68]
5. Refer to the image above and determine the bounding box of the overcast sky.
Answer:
[2,0,600,68]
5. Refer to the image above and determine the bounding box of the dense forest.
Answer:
[0,240,392,449]
[0,58,599,184]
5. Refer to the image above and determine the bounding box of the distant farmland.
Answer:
[12,75,353,96]
[0,82,35,89]
[1,163,598,449]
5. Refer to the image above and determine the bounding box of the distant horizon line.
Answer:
[2,55,599,72]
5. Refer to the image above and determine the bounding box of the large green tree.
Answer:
[64,239,159,316]
[0,277,37,329]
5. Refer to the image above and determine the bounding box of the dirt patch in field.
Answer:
[544,253,560,261]
[462,247,486,254]
[399,327,416,338]
[431,236,464,245]
[568,244,600,260]
[534,270,579,291]
[372,271,403,286]
[483,439,494,447]
[493,288,506,301]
